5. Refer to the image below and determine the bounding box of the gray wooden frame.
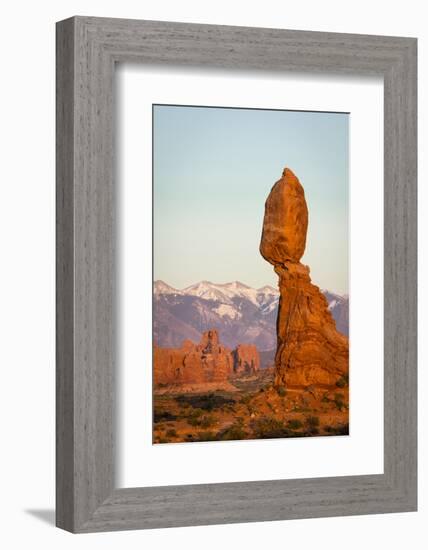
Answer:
[56,16,417,533]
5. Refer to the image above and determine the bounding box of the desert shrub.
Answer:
[176,393,235,411]
[335,423,349,435]
[188,408,203,419]
[200,415,216,428]
[336,375,348,388]
[252,416,291,439]
[185,408,204,426]
[219,423,248,441]
[277,386,287,397]
[306,415,320,427]
[321,393,331,404]
[197,431,218,442]
[187,417,201,427]
[153,410,177,423]
[166,428,177,438]
[305,416,320,434]
[333,393,345,411]
[306,416,320,428]
[324,423,349,436]
[287,419,303,430]
[240,394,252,405]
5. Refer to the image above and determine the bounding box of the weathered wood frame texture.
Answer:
[56,16,417,533]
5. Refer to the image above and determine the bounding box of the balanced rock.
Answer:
[260,168,308,264]
[260,168,349,387]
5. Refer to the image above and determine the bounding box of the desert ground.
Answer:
[153,368,349,444]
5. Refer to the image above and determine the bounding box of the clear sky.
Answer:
[153,105,349,295]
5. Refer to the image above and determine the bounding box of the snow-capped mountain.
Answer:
[323,290,349,337]
[158,280,277,308]
[153,281,348,360]
[154,280,184,296]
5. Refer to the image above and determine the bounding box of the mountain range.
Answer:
[153,280,348,366]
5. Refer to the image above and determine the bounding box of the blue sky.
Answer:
[153,105,349,294]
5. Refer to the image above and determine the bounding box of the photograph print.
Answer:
[153,104,349,444]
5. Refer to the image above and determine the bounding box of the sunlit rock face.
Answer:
[153,330,261,387]
[232,344,260,375]
[154,330,233,386]
[260,168,308,264]
[260,168,349,388]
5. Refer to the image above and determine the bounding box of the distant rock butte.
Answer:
[233,344,261,375]
[154,330,260,387]
[260,167,349,387]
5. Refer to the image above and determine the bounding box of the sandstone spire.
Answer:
[260,168,348,387]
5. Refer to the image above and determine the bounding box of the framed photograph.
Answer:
[56,16,417,532]
[150,104,350,446]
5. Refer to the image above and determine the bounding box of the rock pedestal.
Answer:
[260,168,349,388]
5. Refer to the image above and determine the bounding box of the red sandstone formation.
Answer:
[154,329,233,386]
[233,344,260,375]
[260,168,349,388]
[183,330,234,383]
[154,330,261,387]
[260,167,308,263]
